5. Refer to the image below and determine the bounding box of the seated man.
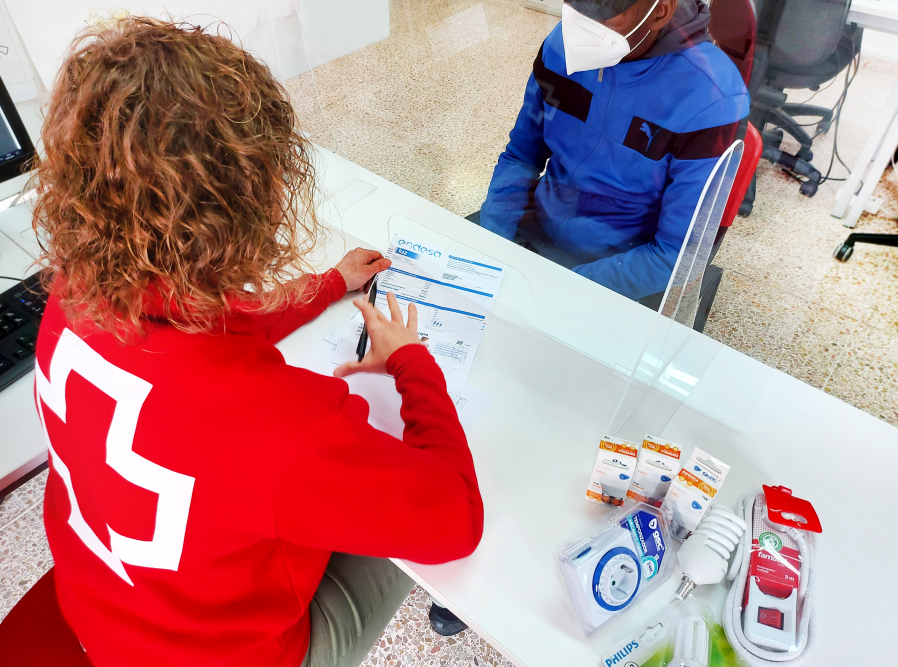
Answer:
[480,0,749,303]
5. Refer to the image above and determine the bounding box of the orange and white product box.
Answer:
[660,447,731,540]
[585,436,639,507]
[626,435,683,508]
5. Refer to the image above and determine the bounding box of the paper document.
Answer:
[333,234,506,392]
[297,328,494,439]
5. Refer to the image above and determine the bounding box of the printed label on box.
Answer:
[745,497,802,602]
[586,436,639,506]
[627,435,682,508]
[675,468,719,497]
[620,510,668,579]
[660,447,731,536]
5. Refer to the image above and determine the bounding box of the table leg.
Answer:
[831,77,898,221]
[842,114,898,228]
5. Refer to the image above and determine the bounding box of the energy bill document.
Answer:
[333,234,506,392]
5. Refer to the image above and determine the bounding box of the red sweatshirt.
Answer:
[34,269,483,666]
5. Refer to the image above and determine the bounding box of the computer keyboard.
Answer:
[0,271,47,392]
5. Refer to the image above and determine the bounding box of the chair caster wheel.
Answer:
[799,181,818,197]
[817,119,832,133]
[797,148,813,162]
[833,243,853,262]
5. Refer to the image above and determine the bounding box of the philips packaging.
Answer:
[627,435,682,507]
[557,503,674,637]
[601,598,726,667]
[586,436,639,507]
[660,448,730,540]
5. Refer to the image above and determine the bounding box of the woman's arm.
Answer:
[254,269,347,343]
[276,347,483,563]
[256,248,391,343]
[276,292,483,562]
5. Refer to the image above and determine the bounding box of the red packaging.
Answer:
[744,486,821,604]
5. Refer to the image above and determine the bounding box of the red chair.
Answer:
[0,567,93,666]
[708,0,756,89]
[708,0,758,224]
[689,0,760,331]
[721,121,763,231]
[693,122,762,331]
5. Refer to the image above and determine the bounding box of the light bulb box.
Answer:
[627,435,683,508]
[586,436,639,506]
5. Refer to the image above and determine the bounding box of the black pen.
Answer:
[356,277,378,362]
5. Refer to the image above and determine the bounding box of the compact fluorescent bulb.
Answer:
[675,505,747,599]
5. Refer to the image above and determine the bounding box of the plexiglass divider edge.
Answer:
[659,141,744,328]
[607,141,770,437]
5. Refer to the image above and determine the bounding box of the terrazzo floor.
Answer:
[2,1,898,666]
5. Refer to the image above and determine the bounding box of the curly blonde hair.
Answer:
[33,16,322,341]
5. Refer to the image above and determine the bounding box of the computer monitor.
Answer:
[0,75,36,186]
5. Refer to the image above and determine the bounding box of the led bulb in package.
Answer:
[557,503,674,637]
[586,436,639,507]
[627,435,684,508]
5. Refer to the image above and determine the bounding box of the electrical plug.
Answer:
[675,505,747,600]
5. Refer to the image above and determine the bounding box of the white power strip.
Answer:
[723,493,814,666]
[523,0,562,17]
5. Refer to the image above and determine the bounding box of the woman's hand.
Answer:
[334,292,427,378]
[334,248,391,292]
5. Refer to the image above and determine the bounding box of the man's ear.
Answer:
[648,0,678,31]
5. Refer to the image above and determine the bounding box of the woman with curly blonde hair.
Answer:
[32,17,482,667]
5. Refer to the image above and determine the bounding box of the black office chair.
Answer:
[741,0,862,213]
[833,231,898,260]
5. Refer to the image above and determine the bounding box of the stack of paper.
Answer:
[332,234,506,393]
[297,327,493,439]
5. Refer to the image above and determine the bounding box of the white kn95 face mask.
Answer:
[561,0,661,75]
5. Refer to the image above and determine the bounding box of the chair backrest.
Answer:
[0,568,93,666]
[719,121,763,228]
[762,0,853,70]
[708,0,757,87]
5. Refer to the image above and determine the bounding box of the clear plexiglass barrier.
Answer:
[660,141,744,328]
[9,1,767,432]
[293,2,769,432]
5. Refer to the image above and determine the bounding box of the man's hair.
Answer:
[33,16,322,341]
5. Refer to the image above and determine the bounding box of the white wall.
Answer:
[0,0,388,199]
[861,30,898,62]
[302,0,389,69]
[5,0,389,92]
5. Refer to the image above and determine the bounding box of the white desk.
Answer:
[848,0,898,33]
[0,203,45,493]
[832,0,898,226]
[280,150,897,666]
[2,149,897,665]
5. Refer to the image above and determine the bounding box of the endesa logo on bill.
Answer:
[396,239,441,258]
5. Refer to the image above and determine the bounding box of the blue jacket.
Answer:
[480,24,750,300]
